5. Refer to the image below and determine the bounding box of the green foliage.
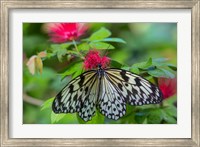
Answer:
[148,68,175,78]
[89,42,115,49]
[133,58,153,69]
[129,57,176,79]
[61,61,83,79]
[49,43,73,62]
[94,38,126,44]
[86,27,126,50]
[78,43,90,51]
[89,27,111,40]
[134,102,177,124]
[24,67,58,98]
[130,67,140,74]
[45,27,126,62]
[23,35,48,57]
[163,105,177,118]
[51,113,66,124]
[161,110,177,124]
[147,109,163,124]
[135,111,147,124]
[41,97,54,111]
[23,23,177,124]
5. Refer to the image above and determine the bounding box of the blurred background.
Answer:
[23,23,177,124]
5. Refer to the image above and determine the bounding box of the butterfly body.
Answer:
[52,65,163,121]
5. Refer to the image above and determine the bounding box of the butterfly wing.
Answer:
[105,68,163,105]
[52,70,99,121]
[53,68,163,121]
[98,73,127,120]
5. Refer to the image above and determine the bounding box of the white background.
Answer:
[9,9,191,138]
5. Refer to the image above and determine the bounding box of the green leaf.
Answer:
[57,49,67,62]
[61,62,83,80]
[61,67,76,78]
[110,59,123,68]
[60,42,73,49]
[164,116,176,124]
[78,43,90,51]
[93,38,126,44]
[51,44,61,51]
[121,66,130,71]
[41,98,54,111]
[163,106,177,118]
[66,50,80,56]
[89,42,114,50]
[152,58,177,71]
[147,109,163,124]
[89,27,111,41]
[50,43,75,62]
[56,113,79,124]
[160,68,175,78]
[72,68,84,79]
[145,76,154,82]
[132,58,152,69]
[135,112,148,124]
[161,110,177,124]
[50,44,67,62]
[130,66,140,74]
[148,68,175,78]
[167,64,177,71]
[46,52,55,58]
[164,95,177,105]
[51,112,66,124]
[51,43,73,50]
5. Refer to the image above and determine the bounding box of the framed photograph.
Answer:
[1,0,199,146]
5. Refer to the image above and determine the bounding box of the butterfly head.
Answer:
[97,64,102,69]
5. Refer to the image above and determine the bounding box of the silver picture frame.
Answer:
[0,0,199,146]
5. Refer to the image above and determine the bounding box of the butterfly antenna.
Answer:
[103,45,110,56]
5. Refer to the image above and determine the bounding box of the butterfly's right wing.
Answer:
[52,70,99,121]
[98,68,162,120]
[104,68,163,106]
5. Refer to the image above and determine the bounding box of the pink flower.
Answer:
[158,78,177,99]
[45,23,88,43]
[83,50,110,70]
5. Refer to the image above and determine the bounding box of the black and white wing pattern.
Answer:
[98,68,163,120]
[105,69,162,105]
[53,68,163,122]
[98,73,127,120]
[52,70,99,121]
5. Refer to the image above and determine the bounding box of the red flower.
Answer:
[45,23,88,43]
[158,78,177,99]
[83,50,110,70]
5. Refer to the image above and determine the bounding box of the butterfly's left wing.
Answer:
[105,68,163,106]
[52,70,100,121]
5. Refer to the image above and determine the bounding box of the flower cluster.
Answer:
[83,50,110,70]
[46,23,88,43]
[158,78,177,99]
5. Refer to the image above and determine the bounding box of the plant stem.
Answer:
[72,40,85,60]
[23,93,43,106]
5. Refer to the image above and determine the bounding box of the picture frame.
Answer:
[0,0,199,146]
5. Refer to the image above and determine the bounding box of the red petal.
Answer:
[158,78,177,99]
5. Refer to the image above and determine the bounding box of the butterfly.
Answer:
[52,64,163,122]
